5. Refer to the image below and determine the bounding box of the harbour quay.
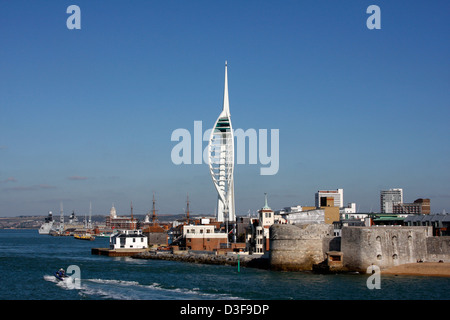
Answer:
[91,247,148,257]
[132,250,269,269]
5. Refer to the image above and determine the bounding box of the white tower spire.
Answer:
[223,61,230,115]
[208,61,235,224]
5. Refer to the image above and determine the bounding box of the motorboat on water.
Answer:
[74,233,95,241]
[95,232,113,238]
[54,268,67,281]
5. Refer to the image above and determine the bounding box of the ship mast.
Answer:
[130,201,135,230]
[59,202,64,233]
[152,192,158,226]
[186,193,190,224]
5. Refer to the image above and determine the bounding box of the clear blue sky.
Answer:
[1,0,449,216]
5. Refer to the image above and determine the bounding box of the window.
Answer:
[329,255,341,262]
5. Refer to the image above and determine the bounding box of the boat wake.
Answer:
[44,275,242,300]
[43,274,77,290]
[82,278,243,300]
[82,279,243,300]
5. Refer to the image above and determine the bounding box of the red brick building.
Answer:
[183,225,228,251]
[393,198,430,214]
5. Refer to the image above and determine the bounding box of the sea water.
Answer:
[0,229,449,300]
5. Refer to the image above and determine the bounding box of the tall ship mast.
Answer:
[151,192,158,225]
[59,202,64,233]
[185,193,190,224]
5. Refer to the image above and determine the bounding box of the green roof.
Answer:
[373,216,405,221]
[262,193,271,210]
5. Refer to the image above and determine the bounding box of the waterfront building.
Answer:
[169,211,226,250]
[341,212,369,221]
[380,188,403,213]
[340,203,356,215]
[109,229,148,250]
[246,194,275,254]
[183,224,228,251]
[208,61,235,223]
[105,204,137,230]
[315,189,344,208]
[283,205,303,213]
[257,193,274,253]
[283,198,340,225]
[284,209,325,225]
[235,216,251,242]
[393,198,430,215]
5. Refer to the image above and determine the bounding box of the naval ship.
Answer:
[38,211,55,235]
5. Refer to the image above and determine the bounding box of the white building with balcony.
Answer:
[109,229,148,250]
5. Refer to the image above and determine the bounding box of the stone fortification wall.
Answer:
[341,226,432,272]
[133,250,269,269]
[265,225,450,273]
[426,236,450,262]
[269,224,334,271]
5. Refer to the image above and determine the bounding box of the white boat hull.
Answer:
[38,222,54,235]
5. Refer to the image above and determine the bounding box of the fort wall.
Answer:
[269,224,450,272]
[426,236,450,262]
[269,224,334,271]
[341,226,432,272]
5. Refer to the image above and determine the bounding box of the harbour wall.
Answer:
[132,250,269,269]
[341,226,431,272]
[269,224,450,272]
[426,236,450,262]
[269,224,335,271]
